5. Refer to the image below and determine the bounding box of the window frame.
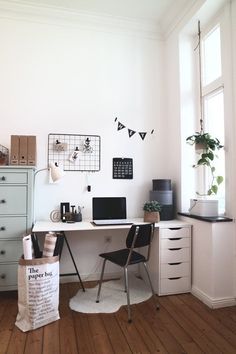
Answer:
[198,22,225,208]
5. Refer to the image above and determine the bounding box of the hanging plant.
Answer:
[186,131,224,195]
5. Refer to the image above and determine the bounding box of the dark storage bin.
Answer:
[160,205,174,220]
[152,179,171,191]
[150,190,173,205]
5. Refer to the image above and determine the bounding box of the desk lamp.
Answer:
[49,162,65,182]
[35,162,65,182]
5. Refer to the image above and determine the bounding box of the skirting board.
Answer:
[59,271,123,284]
[191,286,236,309]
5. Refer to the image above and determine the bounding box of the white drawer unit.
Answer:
[159,225,191,295]
[141,221,192,296]
[0,166,34,291]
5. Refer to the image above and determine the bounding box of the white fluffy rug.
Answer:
[69,275,152,313]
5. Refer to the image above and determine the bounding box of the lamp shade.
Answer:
[49,163,65,182]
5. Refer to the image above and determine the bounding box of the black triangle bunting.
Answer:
[139,132,147,140]
[128,129,136,138]
[117,122,125,131]
[114,117,154,141]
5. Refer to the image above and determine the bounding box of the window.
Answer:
[202,26,222,86]
[201,24,225,212]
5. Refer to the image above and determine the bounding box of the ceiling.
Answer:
[7,0,197,35]
[2,1,228,37]
[12,0,180,21]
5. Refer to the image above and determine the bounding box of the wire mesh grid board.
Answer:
[48,133,101,171]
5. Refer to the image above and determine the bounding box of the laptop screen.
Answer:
[92,197,127,220]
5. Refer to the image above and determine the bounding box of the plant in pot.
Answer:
[186,131,224,196]
[143,200,162,223]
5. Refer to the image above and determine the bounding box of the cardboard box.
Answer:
[19,136,28,165]
[10,135,19,165]
[27,136,36,166]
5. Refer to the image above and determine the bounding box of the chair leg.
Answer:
[123,268,127,293]
[124,267,132,323]
[143,262,160,310]
[96,259,106,303]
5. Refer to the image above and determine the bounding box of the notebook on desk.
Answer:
[92,197,133,226]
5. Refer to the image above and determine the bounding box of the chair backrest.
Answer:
[126,223,154,249]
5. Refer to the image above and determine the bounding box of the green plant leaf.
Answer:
[207,152,214,160]
[211,185,218,194]
[197,158,208,165]
[211,167,216,172]
[216,176,223,185]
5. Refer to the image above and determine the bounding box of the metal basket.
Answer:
[0,144,9,165]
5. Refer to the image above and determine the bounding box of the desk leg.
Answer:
[62,232,85,292]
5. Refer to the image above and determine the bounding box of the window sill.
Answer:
[178,212,233,223]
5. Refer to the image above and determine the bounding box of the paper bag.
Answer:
[15,256,60,332]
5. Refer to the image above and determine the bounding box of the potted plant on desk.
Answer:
[143,200,162,223]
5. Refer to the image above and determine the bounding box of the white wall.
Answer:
[0,8,164,279]
[0,16,164,220]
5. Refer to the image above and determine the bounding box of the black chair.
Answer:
[96,223,159,322]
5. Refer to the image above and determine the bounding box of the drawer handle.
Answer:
[168,277,182,280]
[0,226,6,231]
[168,262,182,265]
[0,199,6,204]
[0,274,6,279]
[0,250,6,255]
[168,227,181,230]
[168,238,182,241]
[1,176,6,181]
[168,248,182,251]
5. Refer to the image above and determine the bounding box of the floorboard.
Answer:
[1,283,236,354]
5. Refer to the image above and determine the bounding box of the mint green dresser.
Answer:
[0,166,35,291]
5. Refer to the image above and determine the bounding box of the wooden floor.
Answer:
[1,281,236,354]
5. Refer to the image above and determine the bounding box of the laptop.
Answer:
[92,197,133,226]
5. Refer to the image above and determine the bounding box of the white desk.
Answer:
[32,219,188,233]
[32,219,191,294]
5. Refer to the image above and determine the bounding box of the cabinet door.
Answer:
[0,240,22,262]
[0,263,18,288]
[0,216,27,238]
[0,186,27,214]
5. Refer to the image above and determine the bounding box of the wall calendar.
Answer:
[112,158,133,179]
